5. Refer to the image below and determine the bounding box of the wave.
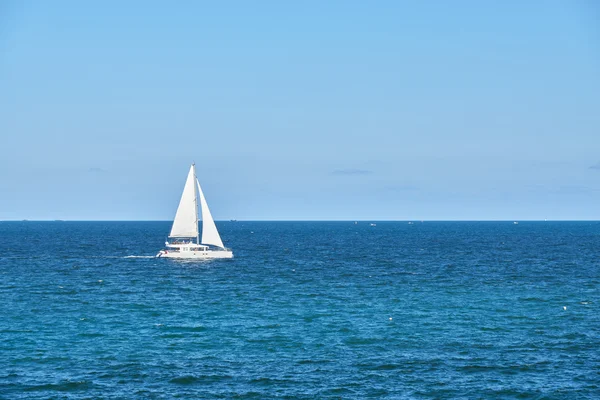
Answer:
[170,374,233,384]
[24,380,93,392]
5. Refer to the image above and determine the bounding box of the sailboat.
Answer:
[156,164,233,259]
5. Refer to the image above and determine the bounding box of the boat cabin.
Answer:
[165,240,208,252]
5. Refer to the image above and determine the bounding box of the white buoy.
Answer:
[563,306,567,310]
[98,280,103,283]
[389,317,393,321]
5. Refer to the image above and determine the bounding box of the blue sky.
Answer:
[0,1,598,220]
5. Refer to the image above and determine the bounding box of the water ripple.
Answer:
[0,221,599,399]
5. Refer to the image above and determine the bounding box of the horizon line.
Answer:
[2,219,599,222]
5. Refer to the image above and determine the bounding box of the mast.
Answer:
[193,163,200,245]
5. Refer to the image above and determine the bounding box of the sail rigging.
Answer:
[197,179,225,248]
[168,164,226,249]
[169,165,199,238]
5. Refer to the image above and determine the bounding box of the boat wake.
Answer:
[124,255,155,259]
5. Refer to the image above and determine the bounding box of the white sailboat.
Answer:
[156,164,233,259]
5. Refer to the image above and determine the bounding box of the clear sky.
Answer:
[1,1,598,220]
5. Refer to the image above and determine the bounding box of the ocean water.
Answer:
[0,221,598,399]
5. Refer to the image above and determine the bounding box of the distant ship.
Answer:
[156,164,233,259]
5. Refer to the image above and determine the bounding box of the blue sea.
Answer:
[0,221,598,399]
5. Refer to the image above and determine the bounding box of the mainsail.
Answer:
[169,165,199,238]
[197,179,225,248]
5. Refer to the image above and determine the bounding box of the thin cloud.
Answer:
[382,184,419,192]
[332,169,374,176]
[589,162,600,170]
[556,185,596,194]
[88,167,107,173]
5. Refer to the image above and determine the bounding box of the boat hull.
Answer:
[156,249,233,259]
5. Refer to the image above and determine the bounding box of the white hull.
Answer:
[156,249,233,259]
